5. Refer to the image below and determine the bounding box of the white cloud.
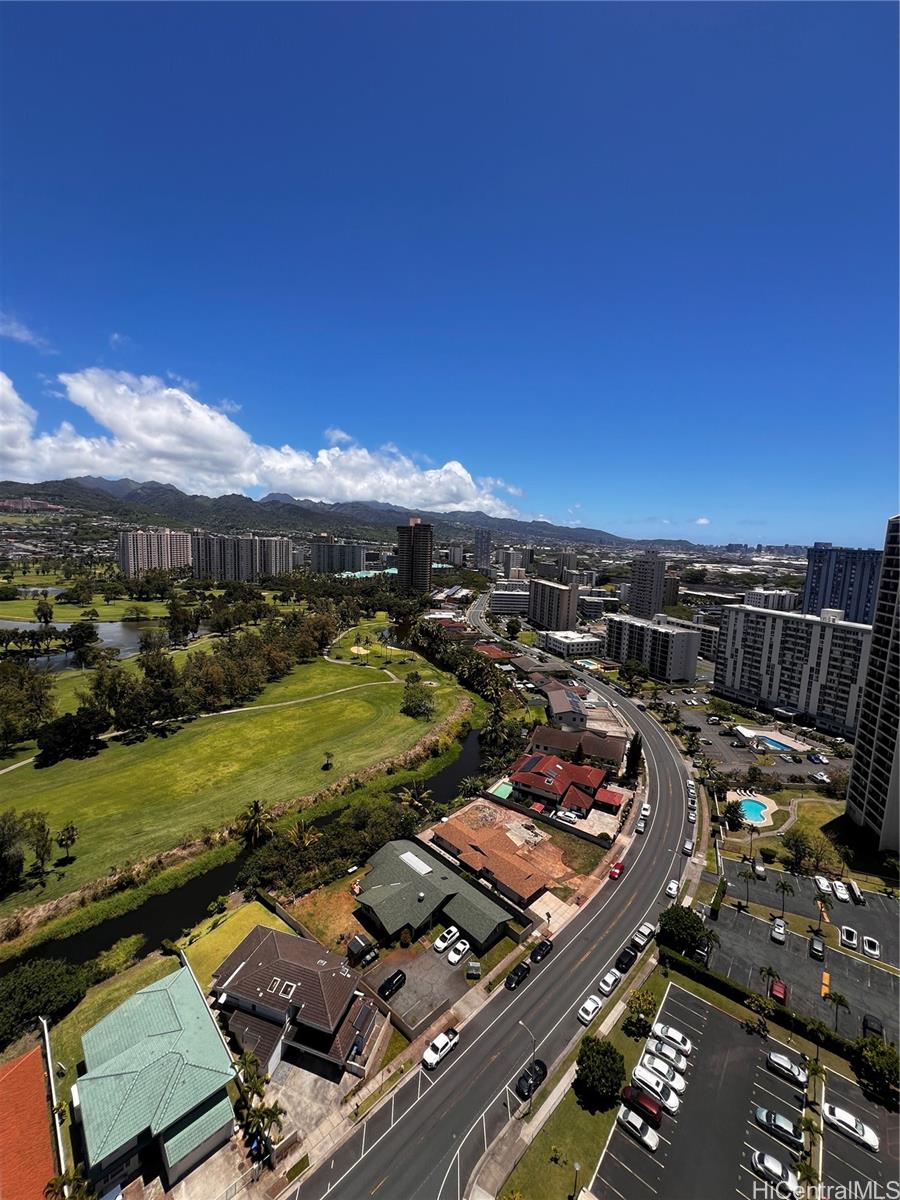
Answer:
[0,368,520,516]
[166,370,198,391]
[215,398,241,414]
[694,516,711,526]
[109,331,132,349]
[0,313,55,354]
[324,427,352,445]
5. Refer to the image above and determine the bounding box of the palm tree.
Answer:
[238,799,273,847]
[805,1058,826,1110]
[236,1050,260,1081]
[759,964,780,990]
[457,775,483,799]
[285,819,323,852]
[796,1160,819,1190]
[805,1017,830,1062]
[799,1113,821,1153]
[816,895,833,933]
[44,1168,92,1200]
[738,867,755,909]
[397,781,433,813]
[825,990,849,1032]
[260,1100,286,1142]
[776,878,795,918]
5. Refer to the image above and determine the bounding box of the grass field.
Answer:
[0,645,465,915]
[181,900,292,990]
[0,595,171,622]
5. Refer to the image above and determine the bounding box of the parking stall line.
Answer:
[595,1178,629,1200]
[751,1078,804,1113]
[734,1187,753,1200]
[825,1147,880,1178]
[658,1007,706,1037]
[606,1152,659,1194]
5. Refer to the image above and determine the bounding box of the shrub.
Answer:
[399,928,412,948]
[0,958,88,1048]
[575,1037,625,1111]
[759,847,778,864]
[709,877,728,919]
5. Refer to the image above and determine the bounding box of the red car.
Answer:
[609,862,625,880]
[769,978,788,1005]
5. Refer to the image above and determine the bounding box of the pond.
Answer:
[0,618,209,672]
[4,729,483,971]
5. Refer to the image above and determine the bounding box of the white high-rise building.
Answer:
[629,552,666,618]
[714,605,871,737]
[190,533,293,581]
[846,517,899,850]
[118,529,193,578]
[605,613,700,682]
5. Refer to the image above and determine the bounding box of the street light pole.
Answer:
[518,1018,536,1114]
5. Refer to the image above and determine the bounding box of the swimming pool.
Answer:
[757,735,793,752]
[740,799,768,825]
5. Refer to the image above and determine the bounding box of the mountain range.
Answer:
[0,476,701,549]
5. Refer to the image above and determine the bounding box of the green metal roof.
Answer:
[160,1094,234,1168]
[79,967,234,1168]
[358,840,509,944]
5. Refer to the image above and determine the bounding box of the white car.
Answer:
[577,995,603,1025]
[641,803,652,818]
[447,939,470,966]
[652,1022,692,1056]
[832,881,850,903]
[632,922,656,950]
[616,1104,659,1151]
[840,926,859,950]
[771,919,786,944]
[687,811,696,824]
[750,1151,802,1200]
[640,1054,686,1094]
[863,936,881,959]
[687,795,697,810]
[434,926,460,953]
[822,1104,880,1152]
[779,753,794,763]
[814,876,833,896]
[813,771,831,784]
[767,1051,808,1088]
[598,968,622,996]
[646,1038,686,1073]
[665,879,679,899]
[632,1063,680,1113]
[422,1027,460,1069]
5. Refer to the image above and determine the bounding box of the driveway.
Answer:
[707,905,899,1044]
[722,860,900,967]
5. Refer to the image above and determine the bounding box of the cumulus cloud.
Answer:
[694,516,711,526]
[0,312,55,354]
[0,368,521,516]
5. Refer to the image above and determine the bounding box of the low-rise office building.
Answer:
[489,588,530,615]
[536,630,604,658]
[605,613,700,682]
[744,588,799,611]
[714,605,872,737]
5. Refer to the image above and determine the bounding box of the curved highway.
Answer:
[294,601,694,1200]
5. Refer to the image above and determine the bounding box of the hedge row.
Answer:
[709,877,728,918]
[659,948,857,1059]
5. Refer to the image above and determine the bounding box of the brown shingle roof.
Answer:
[214,927,358,1034]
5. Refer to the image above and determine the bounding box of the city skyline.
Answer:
[1,3,896,545]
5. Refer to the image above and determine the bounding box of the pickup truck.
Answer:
[422,1027,460,1069]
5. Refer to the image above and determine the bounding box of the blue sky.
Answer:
[0,2,896,546]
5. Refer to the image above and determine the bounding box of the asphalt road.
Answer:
[292,601,693,1200]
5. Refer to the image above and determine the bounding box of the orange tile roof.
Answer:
[0,1046,56,1200]
[435,819,547,900]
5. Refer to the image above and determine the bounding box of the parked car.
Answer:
[791,754,803,763]
[665,879,679,899]
[750,1151,802,1200]
[753,860,767,880]
[767,1051,808,1087]
[616,946,638,974]
[769,978,788,1004]
[822,1104,880,1151]
[693,936,712,966]
[687,795,697,810]
[771,919,786,944]
[631,922,656,949]
[814,876,833,896]
[422,1027,460,1069]
[682,839,694,856]
[578,995,603,1025]
[515,1058,548,1100]
[754,1107,803,1150]
[530,939,553,963]
[556,809,578,825]
[598,968,622,996]
[779,753,794,763]
[809,935,826,960]
[378,969,406,1000]
[831,880,850,903]
[646,1038,687,1073]
[863,936,881,959]
[632,1064,680,1114]
[635,818,647,834]
[620,1086,663,1128]
[812,771,831,784]
[863,1014,884,1041]
[616,1104,660,1151]
[640,1055,686,1094]
[447,939,470,966]
[651,1022,692,1055]
[434,926,460,953]
[609,862,625,880]
[505,961,531,990]
[687,811,696,824]
[840,926,859,950]
[641,803,652,818]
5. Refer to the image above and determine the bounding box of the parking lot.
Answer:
[708,905,900,1044]
[821,1071,899,1196]
[365,942,470,1033]
[722,860,900,967]
[591,984,898,1200]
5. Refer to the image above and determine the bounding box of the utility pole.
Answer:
[518,1018,536,1115]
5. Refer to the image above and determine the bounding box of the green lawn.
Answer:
[0,595,171,622]
[0,651,464,915]
[181,900,292,990]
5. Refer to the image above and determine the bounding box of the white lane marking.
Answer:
[751,1078,804,1114]
[605,1151,659,1193]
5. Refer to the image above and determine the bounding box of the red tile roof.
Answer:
[561,788,594,812]
[0,1046,56,1200]
[433,820,548,901]
[474,642,513,660]
[593,788,625,809]
[509,754,606,799]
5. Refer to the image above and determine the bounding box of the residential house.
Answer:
[528,725,627,767]
[429,820,548,907]
[509,754,619,816]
